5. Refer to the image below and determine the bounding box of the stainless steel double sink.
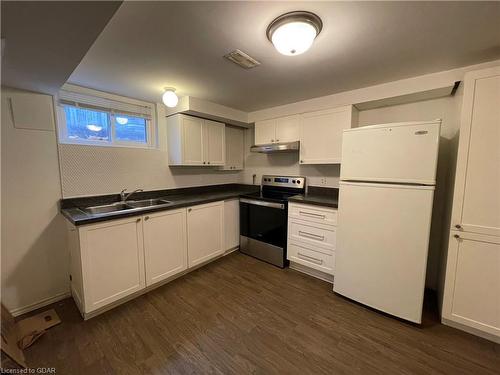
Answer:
[82,198,173,215]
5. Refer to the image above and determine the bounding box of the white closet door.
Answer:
[457,71,500,237]
[442,231,500,338]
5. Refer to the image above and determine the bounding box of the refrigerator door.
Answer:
[340,120,440,185]
[334,181,435,323]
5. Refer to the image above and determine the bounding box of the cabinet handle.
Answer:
[299,211,325,219]
[188,208,192,212]
[144,216,149,221]
[299,231,324,241]
[455,224,462,230]
[300,160,303,163]
[208,162,210,164]
[276,139,279,142]
[297,252,323,265]
[454,234,460,239]
[203,161,206,164]
[271,139,275,142]
[136,218,141,223]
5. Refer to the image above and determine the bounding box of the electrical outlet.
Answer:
[320,177,328,186]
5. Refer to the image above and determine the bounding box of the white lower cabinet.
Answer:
[78,216,146,314]
[287,203,337,278]
[143,209,187,287]
[224,199,240,250]
[69,200,228,319]
[187,201,225,267]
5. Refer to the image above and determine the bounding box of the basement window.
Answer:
[57,87,156,148]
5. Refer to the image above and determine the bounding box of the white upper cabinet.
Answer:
[222,126,244,170]
[167,114,225,166]
[143,209,188,287]
[254,115,299,145]
[276,115,300,143]
[204,119,226,166]
[299,105,357,165]
[451,66,500,237]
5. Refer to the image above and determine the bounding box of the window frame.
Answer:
[56,87,157,149]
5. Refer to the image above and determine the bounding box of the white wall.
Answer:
[58,104,241,197]
[1,87,69,315]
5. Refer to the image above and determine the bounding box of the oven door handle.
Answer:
[240,198,285,210]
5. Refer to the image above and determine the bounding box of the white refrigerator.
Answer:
[334,120,441,323]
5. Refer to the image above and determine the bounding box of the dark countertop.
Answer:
[288,186,339,208]
[61,184,260,226]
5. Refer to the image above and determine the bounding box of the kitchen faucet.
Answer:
[120,188,144,202]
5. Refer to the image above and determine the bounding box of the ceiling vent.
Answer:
[224,49,261,69]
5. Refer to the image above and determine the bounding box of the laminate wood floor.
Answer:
[21,252,499,374]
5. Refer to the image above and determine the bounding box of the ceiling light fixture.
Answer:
[115,116,128,125]
[266,11,322,56]
[162,87,179,108]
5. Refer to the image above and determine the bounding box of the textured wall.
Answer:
[58,105,241,197]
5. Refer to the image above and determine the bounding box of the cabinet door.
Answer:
[224,199,240,250]
[299,106,353,164]
[275,115,299,143]
[443,231,500,338]
[187,201,224,267]
[143,209,187,286]
[80,217,145,313]
[254,119,276,145]
[223,126,244,170]
[182,115,204,165]
[452,68,500,237]
[204,120,226,166]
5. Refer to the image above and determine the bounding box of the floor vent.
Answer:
[224,49,261,69]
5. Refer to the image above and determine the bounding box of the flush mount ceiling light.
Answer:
[115,116,128,125]
[162,87,179,108]
[266,11,322,56]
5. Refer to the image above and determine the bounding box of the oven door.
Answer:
[239,198,287,249]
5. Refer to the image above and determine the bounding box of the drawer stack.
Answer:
[287,203,337,275]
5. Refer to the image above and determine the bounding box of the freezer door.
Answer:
[334,181,435,323]
[340,121,440,185]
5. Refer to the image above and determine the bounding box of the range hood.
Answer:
[250,141,300,153]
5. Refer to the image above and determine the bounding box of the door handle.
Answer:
[297,252,323,265]
[299,211,325,219]
[298,231,324,241]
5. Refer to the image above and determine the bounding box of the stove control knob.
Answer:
[292,180,296,183]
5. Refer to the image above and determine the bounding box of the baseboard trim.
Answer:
[289,261,334,283]
[442,317,500,344]
[10,291,71,317]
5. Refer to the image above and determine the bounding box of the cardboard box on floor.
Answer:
[1,303,61,368]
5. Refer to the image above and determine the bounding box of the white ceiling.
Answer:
[1,1,121,94]
[68,1,500,112]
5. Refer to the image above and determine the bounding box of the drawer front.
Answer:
[289,203,337,226]
[287,241,334,274]
[288,219,336,251]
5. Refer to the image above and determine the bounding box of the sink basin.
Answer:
[125,198,172,208]
[83,202,131,215]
